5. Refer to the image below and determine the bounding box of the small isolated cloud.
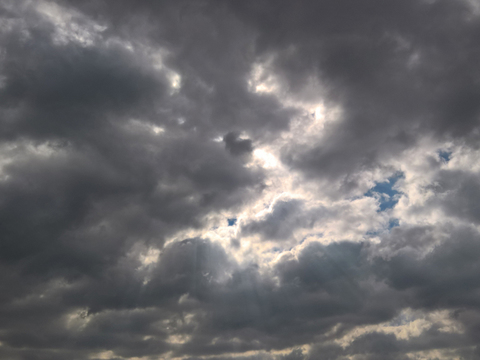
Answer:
[224,131,254,157]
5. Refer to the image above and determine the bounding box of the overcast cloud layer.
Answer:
[1,0,480,359]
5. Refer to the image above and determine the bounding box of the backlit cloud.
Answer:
[1,0,480,359]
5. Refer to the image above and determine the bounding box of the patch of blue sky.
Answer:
[263,247,284,255]
[365,172,404,212]
[388,218,400,229]
[438,149,452,163]
[388,309,418,326]
[227,218,237,226]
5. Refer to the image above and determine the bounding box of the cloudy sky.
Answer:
[2,0,480,359]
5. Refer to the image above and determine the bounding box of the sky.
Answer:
[1,0,480,359]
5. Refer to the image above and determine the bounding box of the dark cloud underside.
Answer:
[1,0,480,359]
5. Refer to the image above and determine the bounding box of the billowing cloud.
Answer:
[1,0,480,359]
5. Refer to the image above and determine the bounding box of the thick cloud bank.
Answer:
[1,0,480,359]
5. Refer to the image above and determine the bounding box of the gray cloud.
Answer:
[224,132,253,157]
[1,0,480,359]
[242,199,309,241]
[229,0,480,193]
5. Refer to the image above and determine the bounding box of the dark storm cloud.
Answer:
[376,226,480,309]
[2,0,480,359]
[0,128,264,273]
[183,348,306,360]
[165,241,395,355]
[429,169,480,225]
[163,230,480,358]
[0,0,266,270]
[0,2,267,356]
[56,0,298,140]
[226,0,480,192]
[306,325,474,360]
[0,19,166,141]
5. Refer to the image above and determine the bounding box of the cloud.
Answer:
[224,132,254,157]
[1,0,480,359]
[241,199,310,241]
